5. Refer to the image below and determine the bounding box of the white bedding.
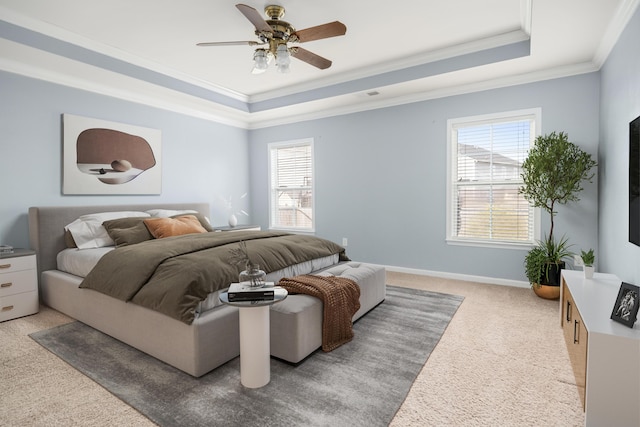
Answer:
[57,247,114,278]
[56,247,340,315]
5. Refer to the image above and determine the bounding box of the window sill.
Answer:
[269,227,315,235]
[446,238,534,250]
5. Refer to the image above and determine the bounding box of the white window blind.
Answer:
[447,110,539,247]
[269,139,314,231]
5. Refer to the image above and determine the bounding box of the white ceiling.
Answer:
[0,0,637,127]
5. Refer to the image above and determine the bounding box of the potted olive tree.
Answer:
[520,131,597,299]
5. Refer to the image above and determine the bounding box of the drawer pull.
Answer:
[0,264,10,269]
[1,305,14,312]
[1,282,12,288]
[574,319,580,344]
[566,300,571,322]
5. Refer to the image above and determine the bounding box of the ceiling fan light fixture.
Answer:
[252,49,269,74]
[276,44,291,73]
[277,63,290,73]
[199,4,346,74]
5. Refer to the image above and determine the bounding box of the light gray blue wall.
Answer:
[1,71,250,249]
[249,74,600,282]
[1,54,605,284]
[599,6,640,283]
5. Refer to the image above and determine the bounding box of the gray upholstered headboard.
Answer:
[28,202,210,280]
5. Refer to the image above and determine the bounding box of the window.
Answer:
[269,139,314,231]
[446,109,541,248]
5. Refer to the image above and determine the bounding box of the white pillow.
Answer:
[145,209,197,218]
[65,211,150,249]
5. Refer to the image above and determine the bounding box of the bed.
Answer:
[28,202,348,377]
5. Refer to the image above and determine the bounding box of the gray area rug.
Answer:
[30,286,463,427]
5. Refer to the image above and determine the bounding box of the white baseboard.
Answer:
[382,264,530,289]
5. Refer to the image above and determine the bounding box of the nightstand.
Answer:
[214,225,261,232]
[0,249,39,322]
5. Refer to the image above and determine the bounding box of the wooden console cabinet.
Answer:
[560,270,640,427]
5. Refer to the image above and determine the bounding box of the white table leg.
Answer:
[238,305,270,388]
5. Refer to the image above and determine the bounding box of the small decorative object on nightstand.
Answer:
[228,213,238,227]
[221,192,248,228]
[0,249,39,322]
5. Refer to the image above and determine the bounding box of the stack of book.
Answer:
[227,282,275,302]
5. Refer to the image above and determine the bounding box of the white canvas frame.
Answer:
[62,114,161,195]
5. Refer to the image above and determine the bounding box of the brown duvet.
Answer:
[80,230,348,324]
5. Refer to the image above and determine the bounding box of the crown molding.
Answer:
[247,29,530,104]
[0,4,531,112]
[0,0,535,108]
[592,0,640,68]
[0,6,249,103]
[248,0,533,103]
[2,0,631,123]
[244,62,600,129]
[0,38,251,128]
[0,31,599,132]
[520,0,533,36]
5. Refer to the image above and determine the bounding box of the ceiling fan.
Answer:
[197,4,347,74]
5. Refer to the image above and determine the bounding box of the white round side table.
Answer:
[219,287,288,388]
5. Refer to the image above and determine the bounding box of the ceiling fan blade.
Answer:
[197,41,262,47]
[236,4,272,33]
[293,21,346,43]
[291,47,332,70]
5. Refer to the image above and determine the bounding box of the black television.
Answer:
[630,115,640,246]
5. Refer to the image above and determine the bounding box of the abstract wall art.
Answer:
[62,114,161,195]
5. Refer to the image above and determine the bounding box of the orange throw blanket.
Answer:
[278,275,361,352]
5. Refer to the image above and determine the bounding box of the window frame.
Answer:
[445,108,541,249]
[268,138,315,233]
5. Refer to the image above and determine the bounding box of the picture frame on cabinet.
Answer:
[610,282,640,328]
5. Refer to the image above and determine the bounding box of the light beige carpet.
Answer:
[0,272,584,426]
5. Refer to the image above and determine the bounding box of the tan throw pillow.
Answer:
[170,212,213,232]
[143,215,207,239]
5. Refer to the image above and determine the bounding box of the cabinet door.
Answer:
[562,281,588,409]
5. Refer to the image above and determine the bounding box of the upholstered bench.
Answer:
[269,262,386,363]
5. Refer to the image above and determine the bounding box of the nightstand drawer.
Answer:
[0,270,38,297]
[0,291,39,322]
[0,254,36,274]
